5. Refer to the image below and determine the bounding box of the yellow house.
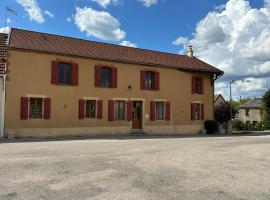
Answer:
[1,28,223,138]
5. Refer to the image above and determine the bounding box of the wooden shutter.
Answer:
[191,76,196,94]
[154,71,160,90]
[110,67,117,88]
[21,97,29,120]
[165,101,171,121]
[150,101,155,121]
[43,98,51,119]
[97,100,103,119]
[140,70,146,90]
[200,78,204,94]
[201,103,204,120]
[95,65,101,87]
[79,99,85,119]
[191,103,195,121]
[126,101,133,121]
[71,63,78,86]
[108,100,114,121]
[51,61,59,84]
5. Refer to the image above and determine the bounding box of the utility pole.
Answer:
[228,80,235,134]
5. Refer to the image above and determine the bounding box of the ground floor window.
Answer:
[85,100,96,118]
[156,101,165,120]
[115,100,126,120]
[29,98,43,119]
[194,103,201,120]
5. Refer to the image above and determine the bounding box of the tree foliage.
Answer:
[215,101,237,122]
[262,89,270,128]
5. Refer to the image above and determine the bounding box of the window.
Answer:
[245,109,250,117]
[145,71,155,90]
[156,102,165,120]
[101,67,111,87]
[192,76,203,94]
[29,98,43,119]
[85,100,96,118]
[194,103,201,120]
[59,63,72,85]
[115,100,126,120]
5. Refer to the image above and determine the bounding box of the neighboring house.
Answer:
[214,94,226,106]
[238,98,262,126]
[0,28,223,138]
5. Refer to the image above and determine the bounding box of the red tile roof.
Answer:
[8,28,223,75]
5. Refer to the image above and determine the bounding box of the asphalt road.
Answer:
[0,135,270,200]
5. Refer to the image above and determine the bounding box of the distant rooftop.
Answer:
[239,98,262,109]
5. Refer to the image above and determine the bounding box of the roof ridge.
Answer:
[10,27,188,58]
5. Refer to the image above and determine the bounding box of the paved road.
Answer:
[0,135,270,200]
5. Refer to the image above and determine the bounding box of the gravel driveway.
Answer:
[0,135,270,200]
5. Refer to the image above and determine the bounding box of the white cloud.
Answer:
[174,0,270,99]
[74,7,125,41]
[172,36,189,46]
[91,0,120,8]
[138,0,158,7]
[44,10,54,18]
[66,17,72,23]
[6,18,11,24]
[119,40,137,48]
[16,0,45,23]
[0,27,10,34]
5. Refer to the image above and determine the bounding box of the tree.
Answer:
[215,101,237,123]
[262,89,270,129]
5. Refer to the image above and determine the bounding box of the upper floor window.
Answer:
[95,65,117,88]
[245,109,250,117]
[21,97,51,120]
[51,61,78,86]
[59,63,72,85]
[140,70,159,90]
[192,76,204,94]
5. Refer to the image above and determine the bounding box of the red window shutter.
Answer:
[201,103,204,120]
[71,63,78,86]
[95,65,101,87]
[43,98,51,119]
[150,101,156,121]
[191,103,195,121]
[110,67,117,88]
[21,97,29,120]
[140,70,146,90]
[79,99,85,119]
[154,71,160,90]
[165,101,171,121]
[191,76,196,94]
[108,100,114,121]
[126,101,132,121]
[97,100,103,119]
[200,78,204,94]
[51,61,59,84]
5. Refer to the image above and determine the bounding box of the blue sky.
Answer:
[0,0,270,100]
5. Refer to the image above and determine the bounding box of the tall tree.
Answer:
[262,90,270,128]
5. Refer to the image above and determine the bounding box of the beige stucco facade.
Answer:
[238,108,262,123]
[5,50,215,138]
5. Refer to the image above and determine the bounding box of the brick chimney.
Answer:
[188,46,193,58]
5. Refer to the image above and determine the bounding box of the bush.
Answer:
[255,121,264,131]
[244,121,253,131]
[232,119,245,131]
[204,120,218,134]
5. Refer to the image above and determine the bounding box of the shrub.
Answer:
[244,121,253,131]
[232,119,245,131]
[204,120,218,134]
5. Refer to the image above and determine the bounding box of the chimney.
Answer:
[188,46,193,58]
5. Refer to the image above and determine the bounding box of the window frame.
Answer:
[59,62,72,85]
[245,108,250,117]
[193,103,201,120]
[195,77,202,94]
[155,101,165,120]
[28,97,44,119]
[114,100,126,121]
[100,66,112,88]
[85,99,97,119]
[145,71,155,90]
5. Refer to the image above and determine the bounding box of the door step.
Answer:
[130,129,146,136]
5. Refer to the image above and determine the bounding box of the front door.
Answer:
[132,101,142,129]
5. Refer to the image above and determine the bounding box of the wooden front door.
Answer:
[132,101,142,129]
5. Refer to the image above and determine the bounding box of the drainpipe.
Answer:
[0,66,6,139]
[170,104,173,135]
